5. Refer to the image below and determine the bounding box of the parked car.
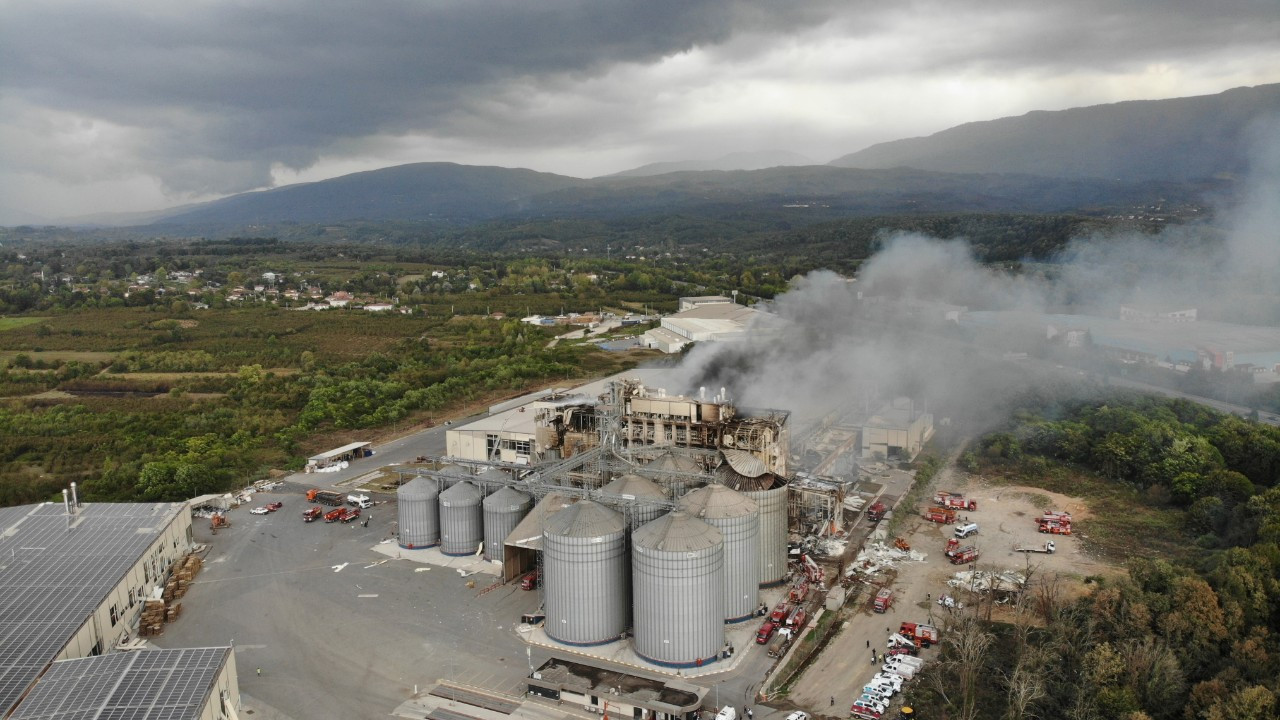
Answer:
[715,707,737,720]
[249,506,269,515]
[755,621,776,644]
[266,501,283,511]
[785,712,810,720]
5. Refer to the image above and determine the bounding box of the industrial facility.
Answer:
[396,376,883,672]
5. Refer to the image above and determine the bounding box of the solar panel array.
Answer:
[0,503,187,716]
[9,647,228,720]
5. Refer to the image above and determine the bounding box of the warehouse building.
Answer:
[10,647,238,720]
[860,398,934,461]
[643,302,765,353]
[527,657,704,720]
[0,500,235,717]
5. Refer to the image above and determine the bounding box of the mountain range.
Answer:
[132,83,1280,230]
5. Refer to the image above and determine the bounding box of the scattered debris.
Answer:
[332,563,349,573]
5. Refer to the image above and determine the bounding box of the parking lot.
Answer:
[154,483,542,719]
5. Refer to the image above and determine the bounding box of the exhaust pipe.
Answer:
[62,489,71,516]
[70,482,79,511]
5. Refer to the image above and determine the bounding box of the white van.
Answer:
[715,707,737,720]
[954,522,979,538]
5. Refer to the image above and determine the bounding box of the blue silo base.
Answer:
[441,549,479,557]
[547,633,626,648]
[760,578,787,588]
[399,541,440,550]
[635,651,721,670]
[725,613,756,624]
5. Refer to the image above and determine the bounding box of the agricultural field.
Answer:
[0,303,649,507]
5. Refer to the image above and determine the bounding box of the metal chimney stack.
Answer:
[70,482,79,511]
[62,489,71,516]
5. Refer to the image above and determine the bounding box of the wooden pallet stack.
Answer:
[165,602,183,623]
[138,600,166,637]
[171,554,202,599]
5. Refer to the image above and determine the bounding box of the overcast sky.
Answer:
[2,0,1278,223]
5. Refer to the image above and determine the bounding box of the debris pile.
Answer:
[846,541,928,579]
[947,569,1026,593]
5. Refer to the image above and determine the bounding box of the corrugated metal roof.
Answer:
[544,500,624,539]
[632,511,723,553]
[600,474,667,500]
[647,452,702,473]
[482,485,532,512]
[720,449,767,478]
[677,484,757,521]
[439,480,482,505]
[398,477,438,500]
[503,492,579,550]
[715,465,784,492]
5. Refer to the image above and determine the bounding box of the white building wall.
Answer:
[57,509,193,660]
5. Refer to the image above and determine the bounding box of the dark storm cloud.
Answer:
[0,0,841,193]
[1,0,1278,204]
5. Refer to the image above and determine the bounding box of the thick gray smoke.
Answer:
[672,124,1280,436]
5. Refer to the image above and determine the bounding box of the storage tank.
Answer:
[543,501,629,645]
[717,464,788,587]
[397,477,439,549]
[438,480,483,556]
[678,484,760,622]
[632,511,725,668]
[482,485,532,561]
[599,473,668,529]
[645,451,708,495]
[438,463,471,489]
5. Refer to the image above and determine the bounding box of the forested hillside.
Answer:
[916,394,1280,719]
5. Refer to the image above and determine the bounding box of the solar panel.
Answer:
[0,502,188,716]
[8,648,229,720]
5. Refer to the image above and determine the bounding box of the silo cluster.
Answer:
[632,511,725,667]
[397,477,440,549]
[717,465,789,586]
[542,501,629,645]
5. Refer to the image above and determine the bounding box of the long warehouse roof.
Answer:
[0,502,186,716]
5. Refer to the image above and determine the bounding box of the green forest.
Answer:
[914,394,1280,720]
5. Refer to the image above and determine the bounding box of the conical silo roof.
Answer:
[601,473,667,500]
[398,476,438,500]
[545,500,625,538]
[678,483,757,520]
[483,484,532,512]
[648,451,702,474]
[632,510,722,553]
[439,479,483,505]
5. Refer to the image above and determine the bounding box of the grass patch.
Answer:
[0,317,48,332]
[0,350,115,364]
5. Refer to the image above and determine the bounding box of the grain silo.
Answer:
[438,480,483,556]
[438,463,471,489]
[644,451,709,495]
[632,511,725,667]
[543,501,629,646]
[678,484,760,622]
[717,450,788,586]
[599,473,668,529]
[482,485,532,561]
[397,477,440,549]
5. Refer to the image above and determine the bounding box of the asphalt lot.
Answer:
[154,487,542,718]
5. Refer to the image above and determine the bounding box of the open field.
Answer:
[0,317,48,332]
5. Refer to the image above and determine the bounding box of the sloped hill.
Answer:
[157,162,586,226]
[830,84,1280,181]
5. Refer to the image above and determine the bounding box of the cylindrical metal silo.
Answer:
[482,485,532,561]
[599,473,668,529]
[632,511,725,668]
[397,477,439,549]
[438,463,471,489]
[438,480,483,556]
[717,465,789,587]
[678,485,760,622]
[645,451,708,495]
[543,501,629,646]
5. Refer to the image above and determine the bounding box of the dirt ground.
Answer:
[786,453,1122,715]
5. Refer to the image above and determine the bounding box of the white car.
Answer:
[249,506,269,515]
[862,685,894,700]
[852,698,888,715]
[871,672,903,687]
[785,713,810,720]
